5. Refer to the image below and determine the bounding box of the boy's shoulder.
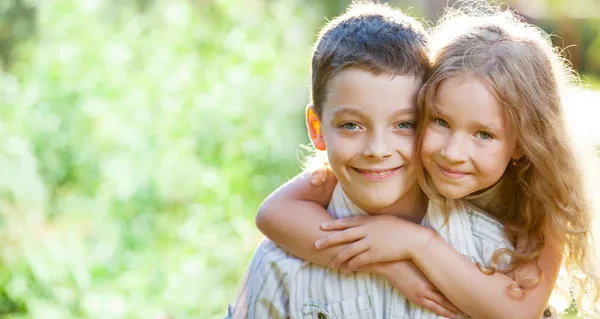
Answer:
[426,198,513,248]
[462,200,505,229]
[231,240,305,318]
[248,238,307,281]
[428,197,504,228]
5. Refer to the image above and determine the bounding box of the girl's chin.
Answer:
[435,184,471,200]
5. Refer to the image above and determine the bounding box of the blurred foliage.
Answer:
[0,0,597,319]
[0,0,325,318]
[0,0,36,68]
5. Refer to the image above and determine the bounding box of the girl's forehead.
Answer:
[431,75,511,131]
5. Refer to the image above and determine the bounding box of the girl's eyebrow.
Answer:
[430,104,448,117]
[431,105,504,132]
[474,121,504,132]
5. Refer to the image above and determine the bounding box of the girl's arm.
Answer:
[255,170,461,318]
[411,232,561,319]
[255,169,342,266]
[319,216,560,319]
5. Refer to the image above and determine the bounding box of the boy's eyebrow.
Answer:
[331,106,416,118]
[330,106,366,118]
[391,107,417,117]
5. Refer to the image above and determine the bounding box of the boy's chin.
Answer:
[350,191,406,212]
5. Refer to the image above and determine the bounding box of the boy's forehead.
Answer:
[327,67,421,93]
[322,68,421,115]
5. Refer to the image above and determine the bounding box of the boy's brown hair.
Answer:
[310,1,429,118]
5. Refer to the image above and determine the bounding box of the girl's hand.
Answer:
[315,215,435,270]
[309,167,330,187]
[364,261,461,318]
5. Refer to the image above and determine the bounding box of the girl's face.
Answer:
[420,74,522,199]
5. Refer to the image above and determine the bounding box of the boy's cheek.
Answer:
[327,134,362,151]
[395,135,416,158]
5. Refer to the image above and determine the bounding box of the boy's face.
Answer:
[311,67,421,212]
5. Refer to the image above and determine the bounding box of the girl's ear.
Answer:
[306,105,326,151]
[512,145,524,160]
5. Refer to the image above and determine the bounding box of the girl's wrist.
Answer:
[362,262,389,277]
[409,226,437,260]
[365,261,403,279]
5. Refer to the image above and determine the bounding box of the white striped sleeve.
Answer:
[231,240,291,319]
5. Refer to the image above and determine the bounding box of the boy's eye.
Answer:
[475,131,493,140]
[340,122,360,131]
[396,121,415,130]
[433,117,449,128]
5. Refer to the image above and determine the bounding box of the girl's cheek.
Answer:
[421,129,443,156]
[476,147,510,178]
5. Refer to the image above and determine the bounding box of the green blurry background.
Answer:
[0,0,598,318]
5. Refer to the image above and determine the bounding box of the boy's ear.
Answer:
[306,104,326,151]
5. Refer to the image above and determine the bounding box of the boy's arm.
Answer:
[411,232,561,319]
[255,168,345,267]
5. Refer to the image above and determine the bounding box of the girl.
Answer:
[256,5,600,319]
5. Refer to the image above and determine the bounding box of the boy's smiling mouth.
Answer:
[351,166,404,182]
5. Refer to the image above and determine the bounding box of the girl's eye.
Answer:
[396,121,415,130]
[475,131,494,140]
[433,117,450,128]
[341,122,360,131]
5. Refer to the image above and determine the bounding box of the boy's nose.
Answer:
[363,134,393,160]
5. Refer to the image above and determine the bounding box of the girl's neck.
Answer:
[465,177,506,215]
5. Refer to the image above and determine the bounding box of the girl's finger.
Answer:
[420,298,457,318]
[315,228,364,249]
[423,291,461,315]
[320,216,367,231]
[309,169,328,186]
[346,248,378,270]
[331,240,371,269]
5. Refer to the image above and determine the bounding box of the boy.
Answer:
[228,2,433,318]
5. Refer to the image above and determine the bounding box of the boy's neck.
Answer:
[352,184,428,224]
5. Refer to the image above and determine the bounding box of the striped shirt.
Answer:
[228,184,554,318]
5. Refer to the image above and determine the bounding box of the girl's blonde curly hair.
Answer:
[416,2,600,315]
